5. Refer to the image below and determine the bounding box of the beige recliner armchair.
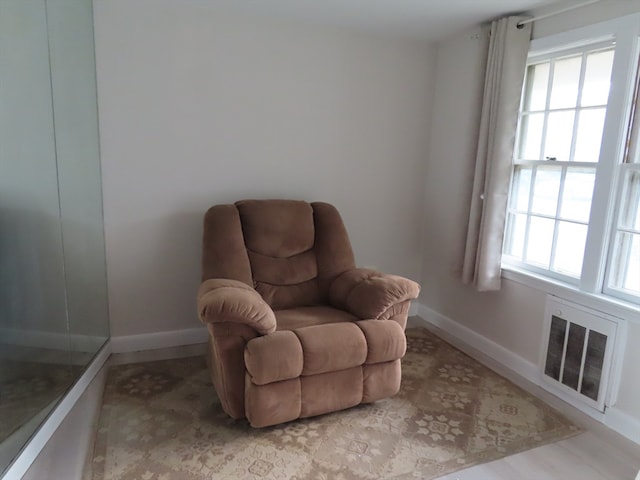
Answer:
[197,199,420,427]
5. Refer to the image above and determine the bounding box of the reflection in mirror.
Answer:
[47,0,110,365]
[0,0,109,475]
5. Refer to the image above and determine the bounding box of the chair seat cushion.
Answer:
[295,323,367,376]
[245,319,406,383]
[275,305,358,331]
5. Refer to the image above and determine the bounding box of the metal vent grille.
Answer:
[545,315,607,401]
[542,296,624,412]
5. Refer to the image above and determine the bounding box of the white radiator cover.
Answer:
[541,295,627,412]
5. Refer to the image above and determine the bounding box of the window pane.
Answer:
[519,113,544,160]
[632,144,640,165]
[607,169,640,298]
[553,221,587,277]
[581,49,614,107]
[526,216,554,268]
[574,108,606,163]
[511,167,532,211]
[524,62,550,111]
[531,166,561,216]
[550,55,582,109]
[560,168,595,223]
[544,111,575,161]
[608,232,640,295]
[619,170,640,231]
[505,213,527,259]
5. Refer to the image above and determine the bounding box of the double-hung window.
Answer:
[503,14,640,305]
[606,88,640,302]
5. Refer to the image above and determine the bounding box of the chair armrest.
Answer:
[329,268,420,319]
[197,278,277,335]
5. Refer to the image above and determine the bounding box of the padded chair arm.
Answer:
[329,268,420,320]
[197,278,277,335]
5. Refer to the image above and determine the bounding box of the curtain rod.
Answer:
[517,0,601,27]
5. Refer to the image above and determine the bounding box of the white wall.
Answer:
[421,1,640,441]
[93,0,435,337]
[420,24,547,364]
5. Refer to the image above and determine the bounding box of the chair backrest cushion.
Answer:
[238,199,319,308]
[202,199,355,309]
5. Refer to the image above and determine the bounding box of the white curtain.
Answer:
[462,16,532,291]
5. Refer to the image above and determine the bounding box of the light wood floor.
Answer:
[439,431,639,479]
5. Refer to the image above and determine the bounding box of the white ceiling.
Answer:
[198,0,566,40]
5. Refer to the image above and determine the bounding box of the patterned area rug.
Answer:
[88,328,580,479]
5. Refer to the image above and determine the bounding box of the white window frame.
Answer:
[502,13,640,308]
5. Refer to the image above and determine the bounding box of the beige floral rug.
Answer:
[88,328,580,479]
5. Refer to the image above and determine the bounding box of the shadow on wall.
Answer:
[107,209,209,337]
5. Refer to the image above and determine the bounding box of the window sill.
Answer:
[501,265,640,324]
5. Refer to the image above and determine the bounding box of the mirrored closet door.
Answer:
[0,0,109,475]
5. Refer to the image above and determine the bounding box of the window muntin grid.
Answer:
[505,43,615,281]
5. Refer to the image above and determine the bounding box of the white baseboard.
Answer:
[415,302,640,446]
[415,303,539,381]
[110,326,208,354]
